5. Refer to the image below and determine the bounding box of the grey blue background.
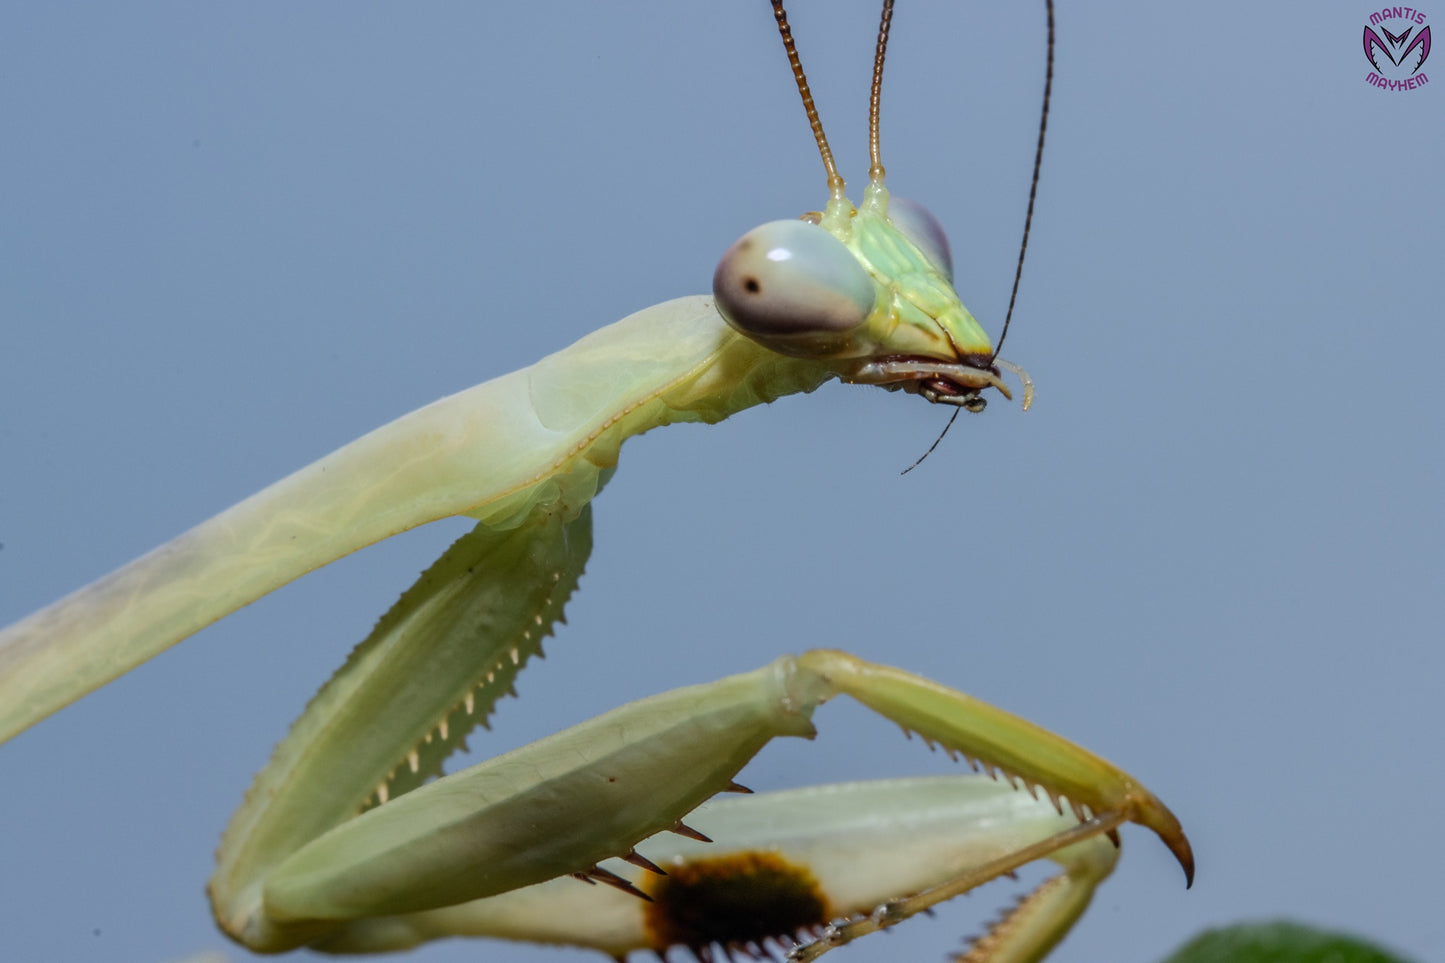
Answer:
[2,3,1440,962]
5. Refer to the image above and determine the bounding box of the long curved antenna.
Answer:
[904,0,1054,476]
[900,407,960,475]
[868,0,896,184]
[771,0,846,202]
[991,0,1055,361]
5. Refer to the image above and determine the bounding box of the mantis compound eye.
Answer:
[886,197,953,282]
[713,219,876,359]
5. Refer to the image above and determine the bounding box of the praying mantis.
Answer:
[0,3,1194,961]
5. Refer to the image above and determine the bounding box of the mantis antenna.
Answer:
[868,0,895,185]
[993,0,1055,363]
[770,0,898,202]
[772,0,1050,474]
[902,0,1055,475]
[770,0,845,205]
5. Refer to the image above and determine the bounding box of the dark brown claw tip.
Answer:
[1154,819,1195,888]
[1175,833,1196,889]
[1133,793,1195,888]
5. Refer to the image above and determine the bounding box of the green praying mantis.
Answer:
[0,3,1193,961]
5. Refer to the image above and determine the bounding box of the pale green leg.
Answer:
[212,505,597,951]
[224,643,1189,959]
[307,777,1119,962]
[781,650,1190,962]
[952,833,1120,963]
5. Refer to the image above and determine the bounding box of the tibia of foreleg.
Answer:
[793,650,1192,884]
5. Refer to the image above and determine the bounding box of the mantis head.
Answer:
[712,0,1042,419]
[713,185,1029,413]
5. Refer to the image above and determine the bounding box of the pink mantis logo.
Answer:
[1364,7,1432,90]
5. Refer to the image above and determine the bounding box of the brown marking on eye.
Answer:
[742,277,761,294]
[642,851,830,957]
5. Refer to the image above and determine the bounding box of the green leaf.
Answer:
[1160,921,1418,963]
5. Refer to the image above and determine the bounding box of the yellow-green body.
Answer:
[0,4,1191,959]
[0,191,1188,959]
[0,297,813,744]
